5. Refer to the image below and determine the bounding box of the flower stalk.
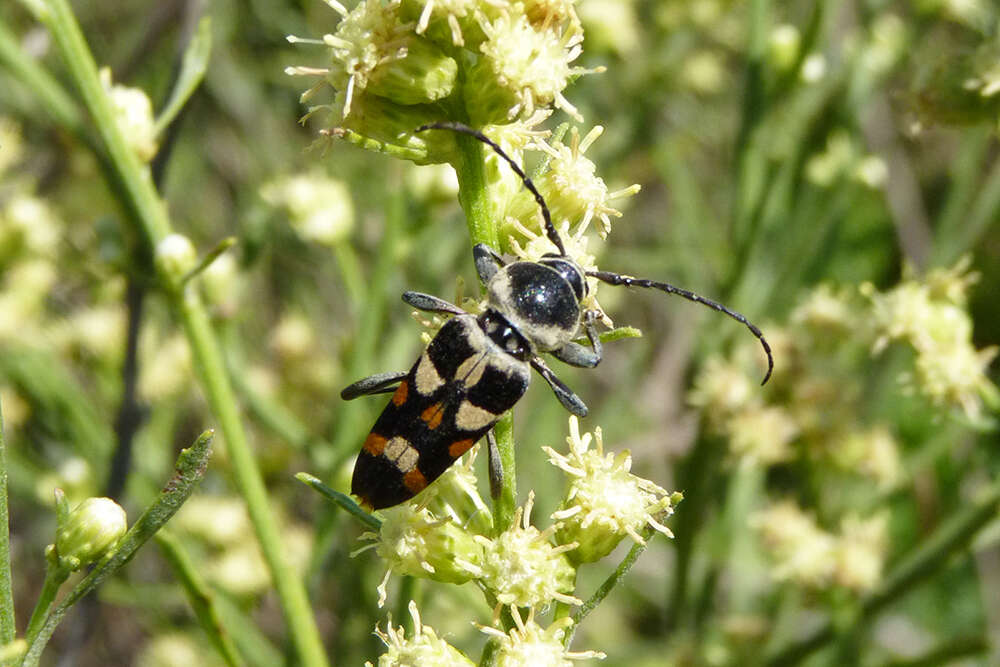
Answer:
[452,132,516,532]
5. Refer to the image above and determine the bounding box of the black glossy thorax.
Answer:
[486,260,582,352]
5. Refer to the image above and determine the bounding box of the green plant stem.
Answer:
[766,478,1000,666]
[452,133,517,533]
[156,531,244,667]
[0,399,13,646]
[565,524,658,647]
[0,19,86,140]
[22,3,329,665]
[175,291,328,667]
[23,566,69,647]
[455,132,501,249]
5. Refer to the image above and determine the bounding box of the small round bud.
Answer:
[100,68,158,163]
[55,497,127,571]
[155,233,198,282]
[768,24,801,71]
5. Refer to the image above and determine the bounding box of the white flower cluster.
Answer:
[356,417,674,665]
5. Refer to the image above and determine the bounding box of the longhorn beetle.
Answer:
[342,121,773,510]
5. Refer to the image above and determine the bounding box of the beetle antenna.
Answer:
[588,270,774,385]
[415,121,566,257]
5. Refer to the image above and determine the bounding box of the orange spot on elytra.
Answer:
[392,380,409,406]
[448,439,475,458]
[403,468,427,493]
[362,433,387,456]
[420,403,444,429]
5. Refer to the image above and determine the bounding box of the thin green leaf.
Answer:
[566,523,662,647]
[296,473,381,530]
[156,531,244,667]
[212,593,285,667]
[182,236,237,285]
[0,399,14,646]
[154,16,212,136]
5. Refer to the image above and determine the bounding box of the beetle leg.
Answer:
[402,291,466,316]
[531,356,588,417]
[473,243,505,285]
[551,310,602,368]
[340,371,408,400]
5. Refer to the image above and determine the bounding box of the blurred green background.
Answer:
[1,0,999,665]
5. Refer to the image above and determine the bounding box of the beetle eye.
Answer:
[540,258,586,300]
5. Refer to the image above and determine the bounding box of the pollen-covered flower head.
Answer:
[506,126,640,239]
[546,416,680,564]
[688,356,760,425]
[790,284,859,336]
[832,426,902,490]
[479,606,606,666]
[751,501,836,588]
[833,512,888,592]
[261,170,354,246]
[368,600,474,667]
[726,406,800,465]
[467,11,589,124]
[463,492,580,608]
[360,500,483,590]
[863,258,999,420]
[2,194,61,256]
[291,0,458,120]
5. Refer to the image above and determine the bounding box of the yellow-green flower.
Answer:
[478,606,605,666]
[463,492,580,607]
[546,417,680,564]
[368,600,475,667]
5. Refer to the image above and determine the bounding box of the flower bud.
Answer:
[100,68,158,163]
[155,233,197,283]
[54,497,127,571]
[768,24,801,71]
